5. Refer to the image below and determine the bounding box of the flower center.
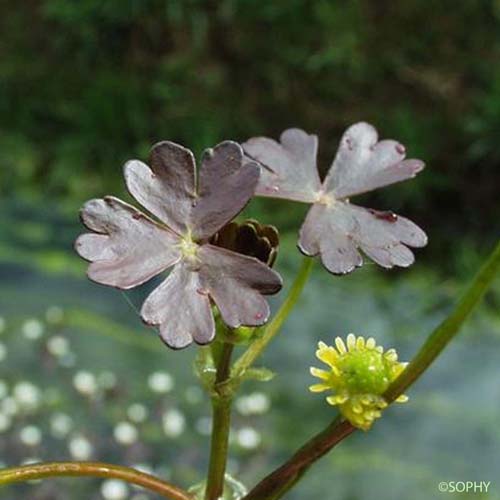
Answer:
[315,191,335,207]
[177,231,199,262]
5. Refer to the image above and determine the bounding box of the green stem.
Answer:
[384,240,500,403]
[233,257,314,378]
[205,342,234,500]
[0,461,192,500]
[243,240,500,500]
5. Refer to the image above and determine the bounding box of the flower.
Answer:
[310,334,408,431]
[243,123,427,274]
[76,141,282,348]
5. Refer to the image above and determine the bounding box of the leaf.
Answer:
[241,367,276,382]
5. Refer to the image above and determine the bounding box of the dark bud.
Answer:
[210,219,279,267]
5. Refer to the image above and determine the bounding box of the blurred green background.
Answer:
[1,1,500,499]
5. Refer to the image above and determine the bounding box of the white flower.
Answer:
[147,372,174,393]
[235,392,270,416]
[162,409,185,437]
[101,479,128,500]
[114,421,138,445]
[13,381,41,410]
[46,336,69,357]
[19,425,42,446]
[50,413,73,438]
[73,371,98,396]
[127,403,148,423]
[236,427,261,450]
[68,435,93,460]
[22,319,45,340]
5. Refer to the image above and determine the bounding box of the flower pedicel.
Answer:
[75,141,282,349]
[243,122,428,274]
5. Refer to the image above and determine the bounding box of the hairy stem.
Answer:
[0,462,192,499]
[233,257,314,378]
[205,342,234,500]
[243,240,500,500]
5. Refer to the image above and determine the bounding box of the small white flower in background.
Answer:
[1,396,18,416]
[98,371,117,390]
[0,413,11,433]
[162,408,186,437]
[68,435,93,460]
[73,371,98,396]
[195,416,212,436]
[13,381,41,410]
[50,412,73,438]
[184,385,203,405]
[0,380,8,398]
[22,319,45,340]
[45,306,64,324]
[0,342,6,362]
[46,335,69,357]
[147,371,174,393]
[236,427,262,450]
[19,425,42,446]
[101,479,128,500]
[114,421,138,445]
[235,392,271,416]
[0,317,5,333]
[127,403,148,423]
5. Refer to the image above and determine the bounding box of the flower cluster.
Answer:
[310,334,409,430]
[76,123,426,358]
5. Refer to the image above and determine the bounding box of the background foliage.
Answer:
[1,2,500,500]
[1,0,500,265]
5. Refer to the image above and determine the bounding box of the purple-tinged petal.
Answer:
[298,201,426,274]
[198,245,282,328]
[124,141,196,234]
[75,196,181,289]
[140,263,214,349]
[191,141,260,240]
[299,204,363,275]
[243,128,321,203]
[323,122,425,199]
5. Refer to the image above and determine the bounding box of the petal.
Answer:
[299,204,363,275]
[243,128,321,203]
[124,141,196,234]
[299,200,427,274]
[75,196,181,289]
[198,244,282,328]
[191,141,260,240]
[140,263,214,349]
[323,122,425,199]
